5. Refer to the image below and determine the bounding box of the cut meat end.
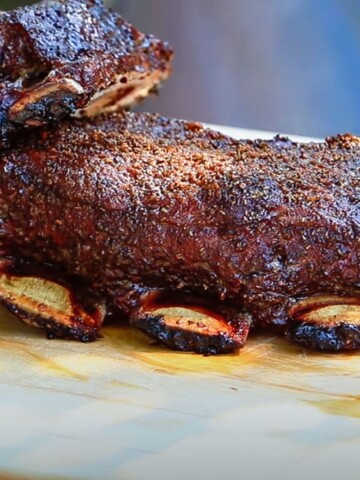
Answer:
[0,273,106,342]
[131,306,251,355]
[8,79,85,126]
[287,295,360,351]
[77,70,167,118]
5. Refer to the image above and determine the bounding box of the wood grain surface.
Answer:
[1,303,360,480]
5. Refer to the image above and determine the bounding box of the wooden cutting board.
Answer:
[1,307,360,480]
[0,127,358,480]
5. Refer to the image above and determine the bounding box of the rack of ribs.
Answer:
[0,0,173,147]
[0,111,358,354]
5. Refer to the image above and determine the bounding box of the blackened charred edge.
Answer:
[287,321,360,352]
[10,91,80,125]
[131,313,248,355]
[0,298,101,343]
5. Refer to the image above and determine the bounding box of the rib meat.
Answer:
[0,112,359,352]
[0,0,172,147]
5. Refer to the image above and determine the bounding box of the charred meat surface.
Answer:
[0,112,359,352]
[0,0,173,146]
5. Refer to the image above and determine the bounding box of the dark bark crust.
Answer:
[0,112,359,352]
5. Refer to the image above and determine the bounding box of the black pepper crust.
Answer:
[0,0,173,146]
[0,112,359,339]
